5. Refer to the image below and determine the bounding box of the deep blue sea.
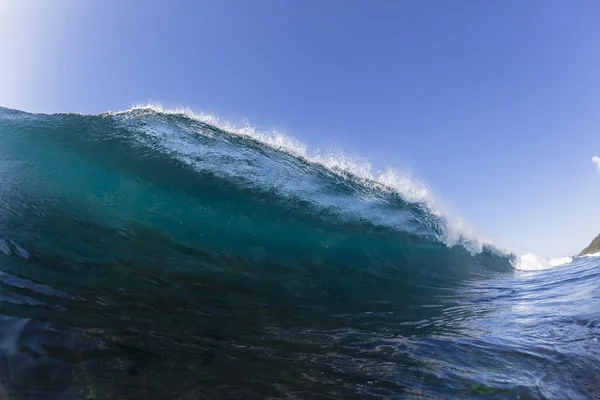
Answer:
[0,106,598,399]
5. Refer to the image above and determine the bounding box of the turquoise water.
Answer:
[0,106,598,399]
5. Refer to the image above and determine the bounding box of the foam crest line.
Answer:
[113,105,431,202]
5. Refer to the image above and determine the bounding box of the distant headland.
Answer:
[579,233,600,257]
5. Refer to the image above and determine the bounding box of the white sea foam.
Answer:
[514,252,573,271]
[577,251,600,258]
[109,104,496,253]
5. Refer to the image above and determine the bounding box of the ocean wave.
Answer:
[0,105,515,279]
[514,252,573,271]
[1,105,599,399]
[577,251,600,258]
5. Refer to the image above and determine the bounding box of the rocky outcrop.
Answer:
[578,233,600,256]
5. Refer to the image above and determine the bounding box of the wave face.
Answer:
[0,106,598,399]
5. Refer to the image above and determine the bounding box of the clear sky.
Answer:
[1,0,599,257]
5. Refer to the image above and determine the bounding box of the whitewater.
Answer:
[0,106,598,399]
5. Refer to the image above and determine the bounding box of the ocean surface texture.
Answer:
[0,106,598,399]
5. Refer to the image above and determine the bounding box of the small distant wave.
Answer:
[514,252,573,271]
[577,251,600,259]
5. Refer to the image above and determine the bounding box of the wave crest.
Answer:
[109,104,496,254]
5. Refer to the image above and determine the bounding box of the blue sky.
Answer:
[1,0,600,257]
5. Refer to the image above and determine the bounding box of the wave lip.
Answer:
[112,104,501,253]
